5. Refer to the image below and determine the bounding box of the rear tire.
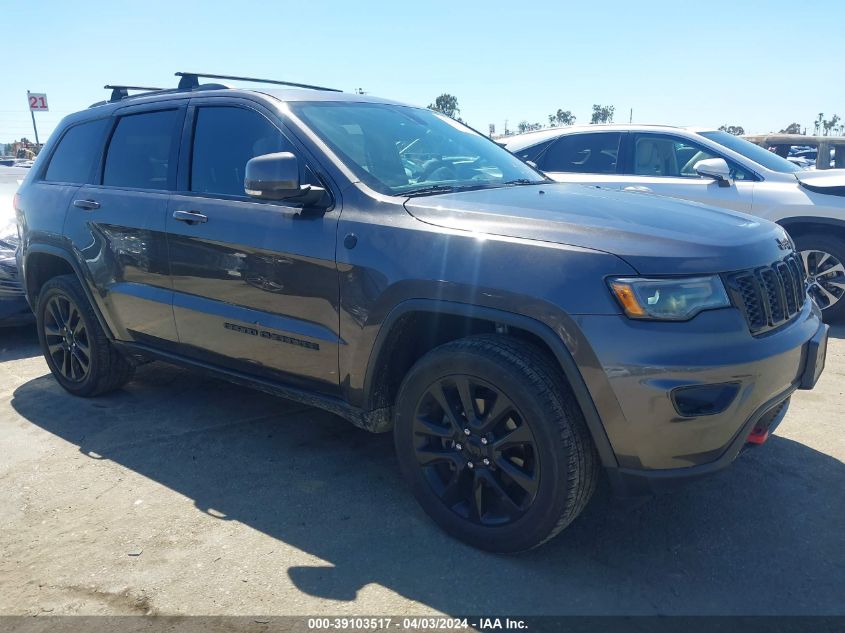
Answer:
[394,334,599,552]
[794,233,845,323]
[36,274,134,396]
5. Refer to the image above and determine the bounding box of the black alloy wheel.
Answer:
[394,335,599,552]
[42,294,92,383]
[412,374,539,526]
[37,274,135,396]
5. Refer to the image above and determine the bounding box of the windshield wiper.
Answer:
[501,178,546,186]
[403,184,458,197]
[403,179,545,198]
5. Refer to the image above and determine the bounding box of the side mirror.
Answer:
[694,158,733,187]
[244,152,327,206]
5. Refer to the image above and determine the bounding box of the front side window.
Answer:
[631,134,753,181]
[190,106,303,196]
[103,110,181,190]
[44,119,109,184]
[537,133,622,174]
[291,102,544,196]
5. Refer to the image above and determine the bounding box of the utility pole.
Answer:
[629,108,633,124]
[27,90,41,147]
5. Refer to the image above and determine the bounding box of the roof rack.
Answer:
[104,84,164,102]
[175,72,342,92]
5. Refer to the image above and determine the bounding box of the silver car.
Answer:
[504,125,845,320]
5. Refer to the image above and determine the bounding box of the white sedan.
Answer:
[504,125,845,320]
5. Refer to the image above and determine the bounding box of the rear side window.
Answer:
[103,110,181,190]
[44,119,109,184]
[538,132,622,174]
[190,106,297,196]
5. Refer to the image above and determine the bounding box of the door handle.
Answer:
[172,210,208,224]
[623,186,653,193]
[73,199,100,210]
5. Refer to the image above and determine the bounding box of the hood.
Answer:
[795,169,845,197]
[404,184,791,274]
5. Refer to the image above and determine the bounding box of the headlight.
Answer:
[608,276,730,321]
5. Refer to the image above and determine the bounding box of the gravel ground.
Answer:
[0,323,842,616]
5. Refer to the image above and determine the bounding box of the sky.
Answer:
[2,0,843,145]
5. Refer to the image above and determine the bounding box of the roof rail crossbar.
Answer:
[104,84,165,102]
[174,72,342,93]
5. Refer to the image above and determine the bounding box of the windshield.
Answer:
[291,102,545,196]
[699,130,802,174]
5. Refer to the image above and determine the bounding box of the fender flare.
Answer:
[777,216,845,235]
[362,299,618,468]
[23,243,117,339]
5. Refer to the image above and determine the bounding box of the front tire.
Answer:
[794,233,845,322]
[36,274,135,397]
[394,335,599,552]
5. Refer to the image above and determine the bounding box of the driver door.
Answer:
[619,133,756,213]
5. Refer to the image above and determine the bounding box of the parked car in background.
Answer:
[785,156,814,170]
[0,175,33,326]
[504,125,845,321]
[743,134,844,170]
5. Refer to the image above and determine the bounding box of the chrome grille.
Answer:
[724,254,807,335]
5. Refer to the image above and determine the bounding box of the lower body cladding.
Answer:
[574,300,827,497]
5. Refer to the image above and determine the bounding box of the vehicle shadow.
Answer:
[0,324,40,362]
[10,365,845,615]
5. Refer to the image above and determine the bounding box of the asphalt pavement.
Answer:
[0,323,842,616]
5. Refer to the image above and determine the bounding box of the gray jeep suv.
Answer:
[14,73,828,552]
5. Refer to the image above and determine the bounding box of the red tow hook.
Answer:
[747,427,769,445]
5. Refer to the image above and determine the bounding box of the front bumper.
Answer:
[574,300,826,494]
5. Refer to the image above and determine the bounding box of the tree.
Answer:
[428,94,461,120]
[814,113,824,135]
[590,104,615,124]
[718,125,745,136]
[779,123,803,135]
[548,109,575,127]
[517,121,543,134]
[823,114,841,136]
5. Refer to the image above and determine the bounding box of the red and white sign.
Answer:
[28,93,49,111]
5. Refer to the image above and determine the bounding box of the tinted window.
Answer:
[190,107,298,196]
[539,133,621,174]
[44,119,109,183]
[511,139,554,162]
[632,134,753,181]
[103,110,180,190]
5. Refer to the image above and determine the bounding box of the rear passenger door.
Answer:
[534,132,627,189]
[64,104,185,345]
[166,99,341,394]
